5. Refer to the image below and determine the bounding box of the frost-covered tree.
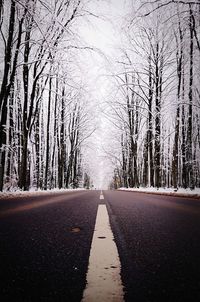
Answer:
[0,0,96,191]
[108,0,200,189]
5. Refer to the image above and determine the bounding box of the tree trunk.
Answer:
[154,42,161,188]
[186,5,194,189]
[172,21,183,189]
[147,54,154,187]
[51,76,58,189]
[0,0,16,190]
[44,75,52,190]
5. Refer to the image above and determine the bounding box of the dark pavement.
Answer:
[0,191,99,302]
[105,190,200,302]
[0,190,200,301]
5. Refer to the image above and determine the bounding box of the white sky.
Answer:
[78,0,129,188]
[80,1,126,53]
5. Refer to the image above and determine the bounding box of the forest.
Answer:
[0,0,93,191]
[106,0,200,190]
[0,0,200,191]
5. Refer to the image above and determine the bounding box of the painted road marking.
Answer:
[99,190,104,199]
[82,205,124,301]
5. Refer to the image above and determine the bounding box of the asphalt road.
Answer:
[0,190,200,301]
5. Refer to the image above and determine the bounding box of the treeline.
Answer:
[0,0,92,191]
[109,0,200,189]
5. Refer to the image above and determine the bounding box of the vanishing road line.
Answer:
[100,190,104,200]
[82,205,124,302]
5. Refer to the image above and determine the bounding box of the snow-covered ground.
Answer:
[0,188,86,200]
[1,187,200,200]
[118,187,200,199]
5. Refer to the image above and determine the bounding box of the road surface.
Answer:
[0,190,200,301]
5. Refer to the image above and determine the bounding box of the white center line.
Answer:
[82,205,124,302]
[99,190,104,200]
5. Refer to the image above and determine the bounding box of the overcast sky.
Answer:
[76,0,130,188]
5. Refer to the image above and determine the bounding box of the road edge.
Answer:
[118,189,200,200]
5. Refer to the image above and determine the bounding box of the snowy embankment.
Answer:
[118,187,200,200]
[0,188,86,200]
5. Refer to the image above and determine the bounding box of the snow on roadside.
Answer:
[0,188,86,200]
[118,187,200,199]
